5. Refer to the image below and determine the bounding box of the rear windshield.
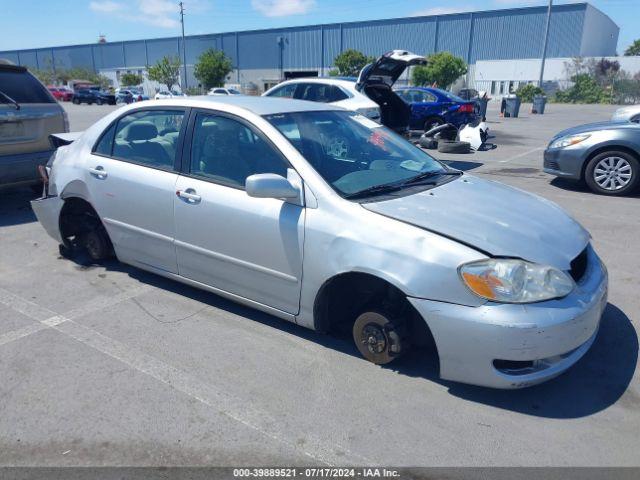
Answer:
[0,69,55,103]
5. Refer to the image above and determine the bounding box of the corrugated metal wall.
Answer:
[0,2,616,76]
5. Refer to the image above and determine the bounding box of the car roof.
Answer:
[148,95,344,115]
[276,77,357,88]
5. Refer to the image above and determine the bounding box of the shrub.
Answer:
[554,74,605,104]
[516,84,545,102]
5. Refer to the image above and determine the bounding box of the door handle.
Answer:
[176,189,201,203]
[89,166,108,178]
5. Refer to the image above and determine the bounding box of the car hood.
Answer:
[553,120,639,138]
[362,175,589,270]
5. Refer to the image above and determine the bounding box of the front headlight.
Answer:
[549,133,590,149]
[459,259,574,303]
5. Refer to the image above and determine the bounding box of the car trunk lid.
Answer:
[356,50,426,134]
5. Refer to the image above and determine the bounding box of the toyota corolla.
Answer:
[31,96,608,388]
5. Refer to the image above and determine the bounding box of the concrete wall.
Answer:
[472,56,640,97]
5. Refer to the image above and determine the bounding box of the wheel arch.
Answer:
[581,144,640,180]
[312,270,438,354]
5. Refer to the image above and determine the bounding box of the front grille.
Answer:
[569,247,589,283]
[544,158,560,170]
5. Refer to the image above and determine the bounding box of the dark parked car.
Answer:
[544,121,640,196]
[395,87,479,132]
[72,88,116,105]
[1,60,68,188]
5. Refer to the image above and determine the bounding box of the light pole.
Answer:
[179,1,188,91]
[538,0,552,89]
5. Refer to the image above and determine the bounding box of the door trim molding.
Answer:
[103,217,173,243]
[174,239,298,283]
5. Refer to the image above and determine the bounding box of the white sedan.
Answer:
[155,90,186,100]
[31,96,607,389]
[208,87,241,96]
[263,77,380,121]
[612,105,640,123]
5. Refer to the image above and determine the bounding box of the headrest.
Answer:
[125,121,158,141]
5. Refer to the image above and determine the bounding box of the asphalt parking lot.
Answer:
[0,100,638,467]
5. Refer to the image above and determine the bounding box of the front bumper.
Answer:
[30,194,65,244]
[409,246,608,389]
[0,150,54,187]
[543,147,587,180]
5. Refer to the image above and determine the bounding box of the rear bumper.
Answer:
[543,147,587,180]
[409,246,608,389]
[30,194,64,244]
[0,150,53,187]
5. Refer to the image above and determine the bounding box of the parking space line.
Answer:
[0,323,48,347]
[0,285,369,466]
[499,146,545,163]
[0,284,151,347]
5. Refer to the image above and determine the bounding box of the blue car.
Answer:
[395,87,479,132]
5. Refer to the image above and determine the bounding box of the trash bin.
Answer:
[477,98,489,120]
[532,95,547,114]
[504,96,521,118]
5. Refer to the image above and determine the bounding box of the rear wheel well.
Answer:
[59,197,104,247]
[582,146,639,180]
[313,272,436,349]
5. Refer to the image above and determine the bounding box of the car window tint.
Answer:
[424,92,437,102]
[297,83,336,103]
[0,69,54,104]
[112,110,184,169]
[190,113,287,188]
[266,83,296,98]
[94,123,116,156]
[330,86,348,102]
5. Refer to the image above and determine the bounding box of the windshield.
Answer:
[264,110,448,198]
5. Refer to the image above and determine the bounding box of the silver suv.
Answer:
[0,60,68,189]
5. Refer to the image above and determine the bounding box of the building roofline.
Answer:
[0,2,602,55]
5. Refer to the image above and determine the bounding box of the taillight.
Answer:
[458,103,474,113]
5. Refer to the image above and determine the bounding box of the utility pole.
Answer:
[179,1,188,91]
[538,0,552,89]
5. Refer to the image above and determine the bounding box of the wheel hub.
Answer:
[361,324,387,354]
[594,156,632,191]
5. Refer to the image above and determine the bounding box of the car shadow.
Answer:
[550,177,640,197]
[69,254,637,420]
[0,186,39,227]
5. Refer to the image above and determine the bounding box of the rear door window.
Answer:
[96,110,185,170]
[0,68,54,104]
[266,83,297,98]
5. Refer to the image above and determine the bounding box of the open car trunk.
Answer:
[356,50,426,135]
[359,84,411,134]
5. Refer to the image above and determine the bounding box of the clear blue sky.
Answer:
[0,0,636,53]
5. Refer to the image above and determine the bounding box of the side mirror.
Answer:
[246,173,299,199]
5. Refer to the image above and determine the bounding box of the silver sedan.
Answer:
[32,96,607,389]
[544,121,640,195]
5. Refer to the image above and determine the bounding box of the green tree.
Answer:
[120,72,143,86]
[412,52,468,89]
[412,51,467,89]
[147,55,181,92]
[333,49,374,77]
[194,49,233,90]
[624,39,640,56]
[31,68,56,85]
[554,74,605,104]
[516,84,545,102]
